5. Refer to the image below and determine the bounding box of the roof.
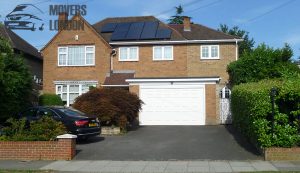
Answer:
[168,24,240,40]
[93,16,186,42]
[41,14,111,51]
[92,16,240,43]
[103,72,135,86]
[0,25,42,59]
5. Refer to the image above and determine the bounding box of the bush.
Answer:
[227,44,300,86]
[73,88,142,130]
[39,94,64,106]
[231,78,300,148]
[0,116,66,141]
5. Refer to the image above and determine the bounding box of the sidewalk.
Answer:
[0,160,300,172]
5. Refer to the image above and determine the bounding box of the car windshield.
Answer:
[57,108,86,118]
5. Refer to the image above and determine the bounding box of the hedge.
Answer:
[231,78,300,148]
[0,116,66,141]
[39,94,64,106]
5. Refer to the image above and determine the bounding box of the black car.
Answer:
[18,106,101,139]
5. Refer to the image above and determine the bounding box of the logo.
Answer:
[4,4,44,31]
[49,5,87,31]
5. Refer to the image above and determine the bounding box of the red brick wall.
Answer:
[42,15,111,93]
[113,45,188,77]
[0,138,76,160]
[187,43,237,85]
[264,147,300,161]
[205,84,217,125]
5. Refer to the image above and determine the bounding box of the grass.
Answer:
[244,171,300,173]
[0,171,54,173]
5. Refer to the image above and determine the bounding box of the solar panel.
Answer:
[126,22,144,40]
[101,23,117,33]
[110,22,131,41]
[140,21,159,39]
[156,29,172,39]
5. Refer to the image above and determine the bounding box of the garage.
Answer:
[126,77,220,126]
[139,84,205,125]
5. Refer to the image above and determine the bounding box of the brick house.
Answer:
[42,14,242,125]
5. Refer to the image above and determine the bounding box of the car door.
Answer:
[21,108,38,121]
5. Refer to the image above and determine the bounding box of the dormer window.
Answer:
[58,45,95,66]
[201,45,219,59]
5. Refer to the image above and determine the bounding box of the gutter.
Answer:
[235,38,239,61]
[110,39,244,45]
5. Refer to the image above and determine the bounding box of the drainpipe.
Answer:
[110,49,117,75]
[235,38,238,61]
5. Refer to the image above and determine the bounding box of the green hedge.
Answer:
[39,94,63,106]
[231,78,300,148]
[0,116,66,141]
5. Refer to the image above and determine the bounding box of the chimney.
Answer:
[183,16,191,31]
[58,12,68,30]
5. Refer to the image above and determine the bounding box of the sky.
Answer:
[0,0,299,60]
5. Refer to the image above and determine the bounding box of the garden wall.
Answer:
[0,134,76,160]
[264,147,300,161]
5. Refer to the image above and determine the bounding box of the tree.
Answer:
[227,43,300,86]
[218,24,255,55]
[168,5,184,24]
[0,37,32,122]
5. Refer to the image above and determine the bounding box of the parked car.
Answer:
[18,106,101,140]
[0,125,4,136]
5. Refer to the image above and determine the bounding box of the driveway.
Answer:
[75,125,262,160]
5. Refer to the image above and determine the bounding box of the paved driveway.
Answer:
[75,125,262,160]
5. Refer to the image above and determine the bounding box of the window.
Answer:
[119,47,138,61]
[153,46,173,60]
[21,108,38,121]
[58,45,95,66]
[38,108,56,117]
[201,45,219,59]
[56,83,96,106]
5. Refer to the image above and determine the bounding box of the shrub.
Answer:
[231,78,300,148]
[39,94,64,106]
[0,116,66,141]
[73,88,142,130]
[227,44,300,86]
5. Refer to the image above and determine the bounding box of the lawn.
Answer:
[0,171,54,173]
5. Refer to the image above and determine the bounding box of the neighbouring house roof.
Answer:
[92,16,240,43]
[103,72,135,86]
[0,25,42,59]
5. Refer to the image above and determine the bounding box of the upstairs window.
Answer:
[153,46,173,60]
[201,45,219,59]
[58,45,95,66]
[119,47,139,61]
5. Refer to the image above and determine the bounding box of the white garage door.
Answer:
[139,84,205,125]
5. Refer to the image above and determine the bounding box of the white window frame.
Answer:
[152,46,174,61]
[56,83,96,106]
[200,45,220,60]
[118,47,139,61]
[57,45,95,66]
